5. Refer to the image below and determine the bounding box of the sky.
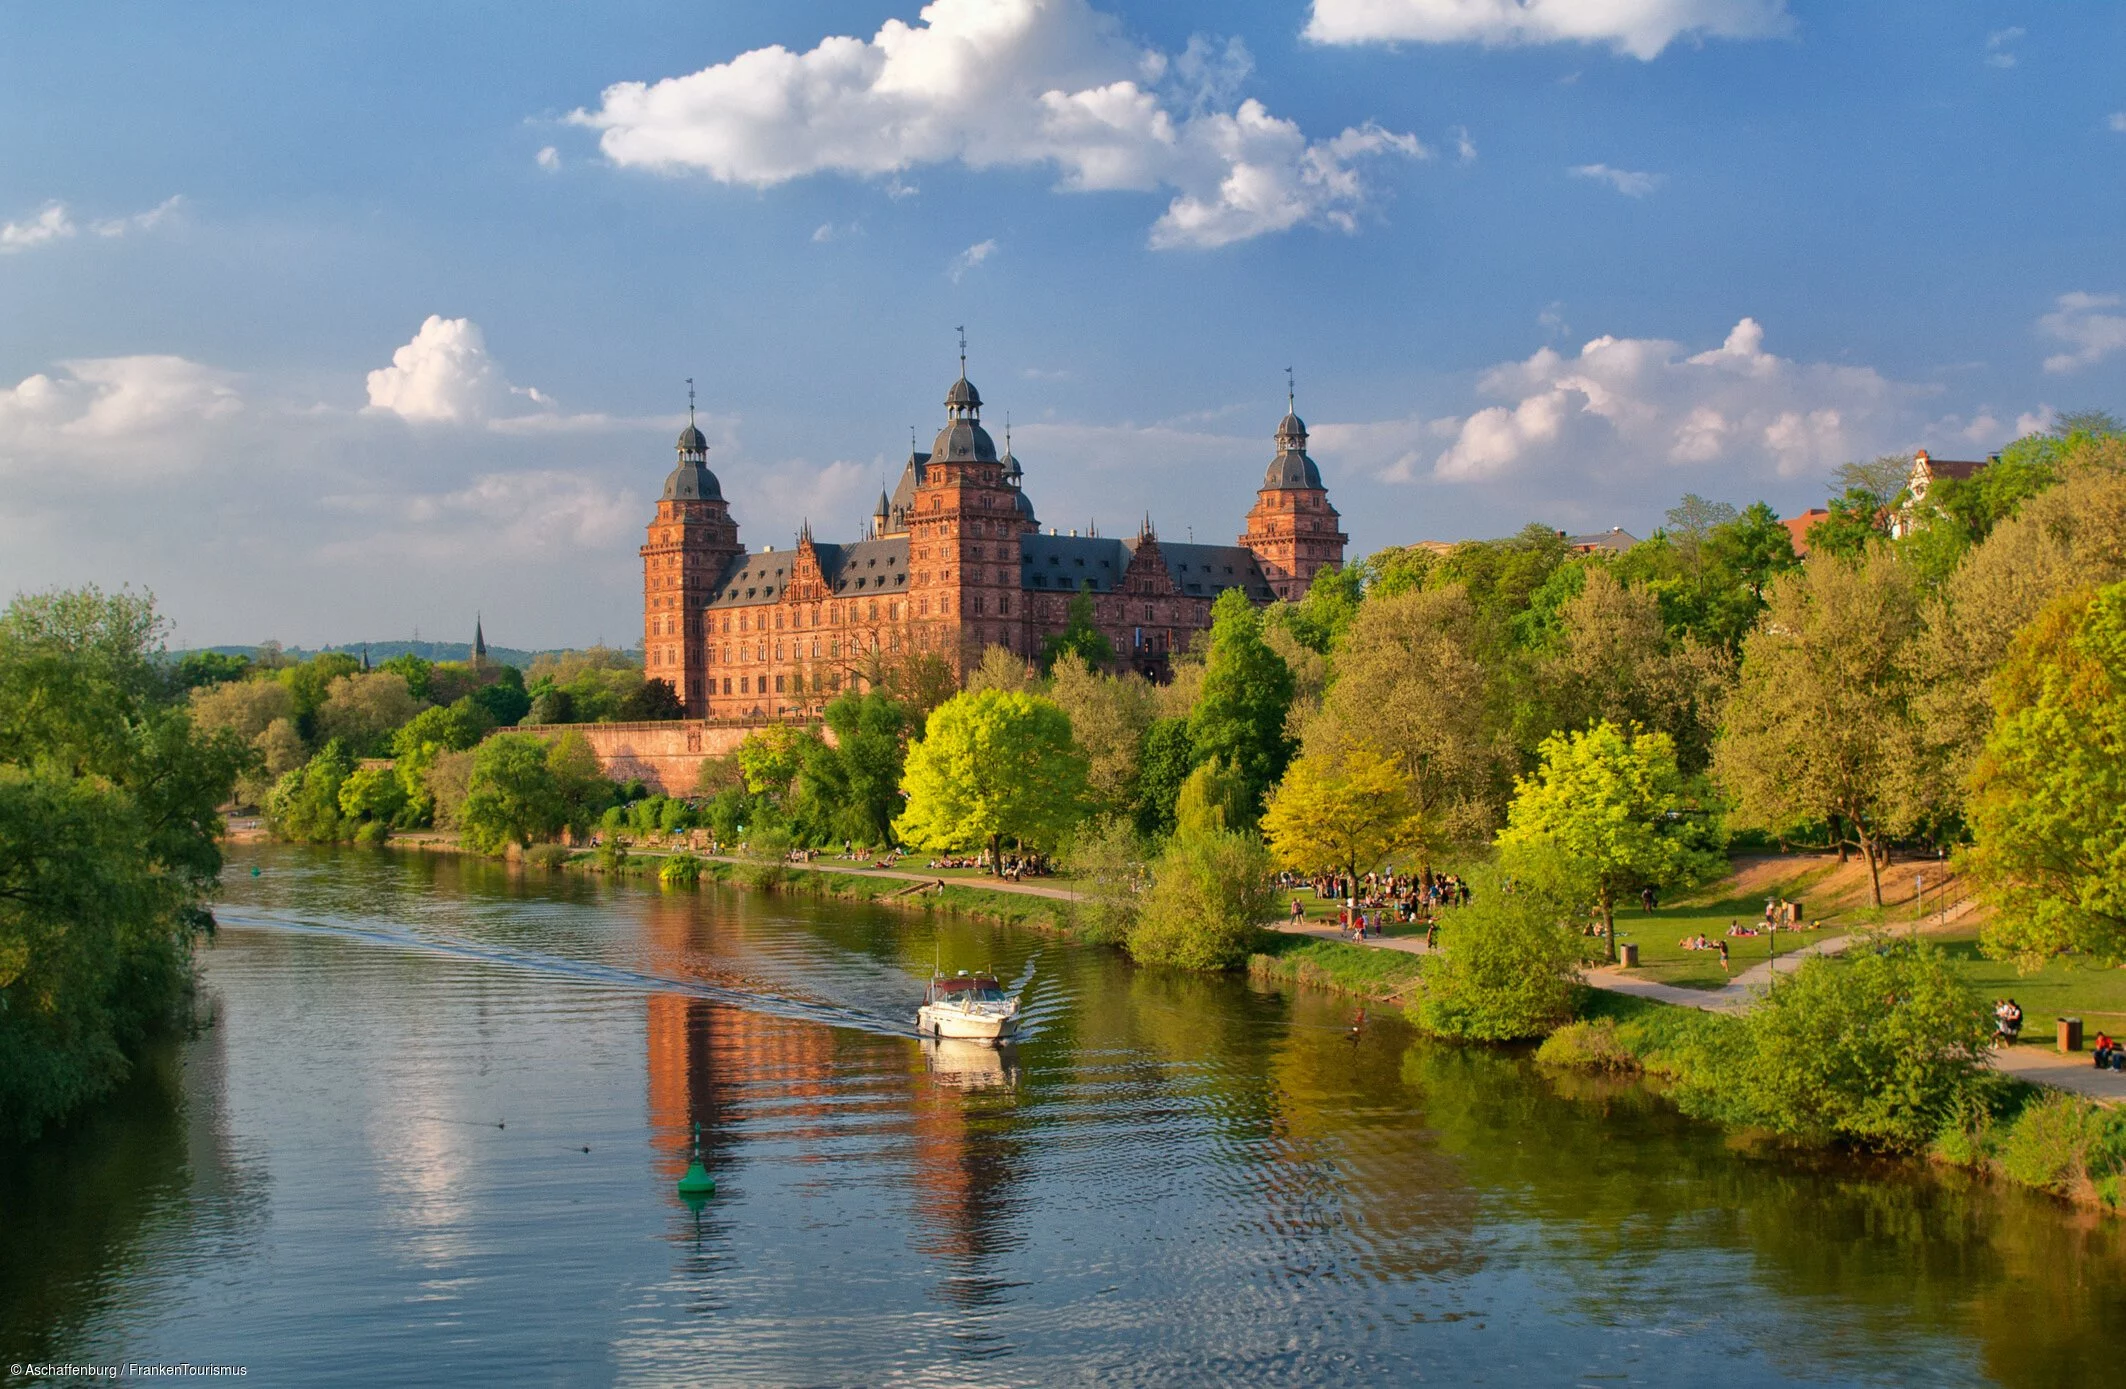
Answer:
[2,0,2122,650]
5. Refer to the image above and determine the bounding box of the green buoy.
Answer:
[676,1121,716,1198]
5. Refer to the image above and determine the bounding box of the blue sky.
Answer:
[2,0,2121,648]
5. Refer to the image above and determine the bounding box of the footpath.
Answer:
[694,852,1083,904]
[1268,917,2126,1105]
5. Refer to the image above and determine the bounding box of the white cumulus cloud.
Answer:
[365,316,557,424]
[1430,317,1903,483]
[1984,26,2023,68]
[1303,0,1792,60]
[568,0,1424,249]
[1,203,77,253]
[2039,292,2126,373]
[0,355,241,450]
[1570,162,1662,196]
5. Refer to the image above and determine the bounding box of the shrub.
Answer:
[1126,828,1276,971]
[1413,869,1583,1041]
[596,837,630,874]
[1680,937,1989,1151]
[660,853,705,888]
[1996,1092,2126,1202]
[525,844,572,872]
[1535,1019,1640,1072]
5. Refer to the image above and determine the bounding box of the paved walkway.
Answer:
[695,853,1082,903]
[1273,917,2126,1104]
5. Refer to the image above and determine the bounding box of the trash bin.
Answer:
[1619,943,1640,968]
[2058,1017,2083,1054]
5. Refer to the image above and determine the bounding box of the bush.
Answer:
[1126,828,1276,971]
[1413,869,1583,1041]
[660,854,705,888]
[1678,937,1989,1151]
[1535,1019,1640,1072]
[596,837,630,874]
[1996,1092,2126,1202]
[525,844,572,872]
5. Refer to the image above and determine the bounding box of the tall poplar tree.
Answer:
[1187,588,1294,817]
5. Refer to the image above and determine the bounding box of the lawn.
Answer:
[1607,859,1847,990]
[1934,933,2126,1034]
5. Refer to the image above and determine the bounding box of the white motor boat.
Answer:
[917,970,1019,1043]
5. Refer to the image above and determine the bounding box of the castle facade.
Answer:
[640,364,1344,719]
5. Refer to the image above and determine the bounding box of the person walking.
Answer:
[1717,939,1731,976]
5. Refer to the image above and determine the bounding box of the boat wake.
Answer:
[213,907,918,1040]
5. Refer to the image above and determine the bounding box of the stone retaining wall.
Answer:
[506,718,827,797]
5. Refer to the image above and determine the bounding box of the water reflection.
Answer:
[4,843,2123,1387]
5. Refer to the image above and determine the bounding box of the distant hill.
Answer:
[175,640,638,670]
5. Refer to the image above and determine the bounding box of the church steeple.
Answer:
[472,614,488,667]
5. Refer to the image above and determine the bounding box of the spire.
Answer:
[957,325,967,378]
[1285,365,1295,415]
[473,614,487,665]
[688,376,696,427]
[798,518,813,546]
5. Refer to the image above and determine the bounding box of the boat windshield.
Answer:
[933,976,1005,1003]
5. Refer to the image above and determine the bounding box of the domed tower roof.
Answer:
[1262,409,1322,490]
[946,374,981,411]
[932,366,997,462]
[665,401,722,500]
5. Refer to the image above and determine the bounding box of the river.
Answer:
[4,845,2121,1386]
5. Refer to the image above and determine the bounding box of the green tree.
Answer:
[1272,563,1364,656]
[1047,656,1155,818]
[1040,582,1116,673]
[1187,588,1294,813]
[1698,501,1800,645]
[894,688,1088,873]
[1260,748,1429,887]
[1172,757,1251,836]
[1497,721,1724,962]
[1065,815,1152,946]
[1716,551,1924,904]
[316,671,420,755]
[174,649,250,689]
[618,677,685,721]
[821,687,909,845]
[1133,716,1197,837]
[1662,494,1739,553]
[458,734,567,852]
[267,741,356,843]
[0,587,245,1139]
[277,652,361,737]
[1413,865,1584,1041]
[1961,583,2126,964]
[736,724,809,801]
[470,665,531,726]
[337,764,409,843]
[1127,827,1276,970]
[380,652,436,702]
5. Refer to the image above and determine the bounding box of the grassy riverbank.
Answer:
[1247,934,1426,1003]
[1546,991,2126,1216]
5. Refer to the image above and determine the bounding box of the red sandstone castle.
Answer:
[641,361,1344,719]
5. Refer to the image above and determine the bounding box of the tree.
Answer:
[1716,551,1923,904]
[337,764,409,843]
[189,674,297,743]
[1133,716,1197,837]
[1806,485,1893,560]
[0,587,244,1139]
[821,687,909,845]
[1697,502,1800,644]
[174,649,250,690]
[1961,583,2126,965]
[1412,865,1584,1041]
[1187,588,1294,814]
[1273,563,1364,656]
[379,652,436,702]
[458,734,567,852]
[617,677,685,721]
[1909,453,2126,819]
[1039,582,1116,673]
[894,688,1088,873]
[1298,585,1504,845]
[470,665,531,727]
[1126,827,1276,970]
[1172,757,1251,836]
[1497,721,1724,962]
[736,724,809,801]
[1662,493,1739,553]
[1261,748,1429,887]
[316,671,420,755]
[1065,815,1152,946]
[1047,656,1155,818]
[267,741,356,843]
[963,644,1036,694]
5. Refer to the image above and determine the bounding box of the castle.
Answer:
[640,356,1345,719]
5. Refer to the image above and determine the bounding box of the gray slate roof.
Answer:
[705,537,911,608]
[662,459,723,501]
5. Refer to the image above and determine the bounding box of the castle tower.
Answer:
[1240,381,1345,601]
[907,339,1036,665]
[641,391,743,717]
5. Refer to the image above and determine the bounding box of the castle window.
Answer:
[739,676,749,693]
[868,600,878,620]
[775,613,784,630]
[919,597,930,615]
[775,675,785,693]
[889,602,899,620]
[998,597,1009,616]
[896,574,905,585]
[722,678,731,695]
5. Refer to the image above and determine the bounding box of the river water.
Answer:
[4,846,2122,1387]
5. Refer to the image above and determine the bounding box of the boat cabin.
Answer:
[926,972,1005,1005]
